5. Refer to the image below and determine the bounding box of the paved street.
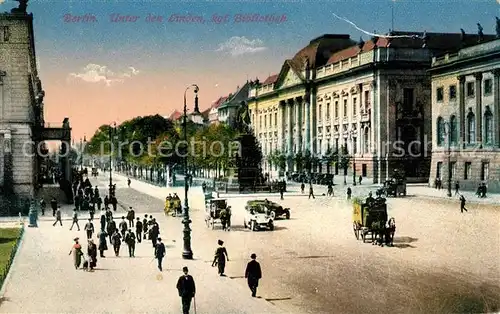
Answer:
[116,173,500,313]
[1,172,499,313]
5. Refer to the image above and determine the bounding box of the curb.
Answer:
[0,224,25,297]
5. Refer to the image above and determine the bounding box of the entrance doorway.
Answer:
[362,164,367,177]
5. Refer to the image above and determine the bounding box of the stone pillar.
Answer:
[494,70,500,148]
[3,131,13,195]
[458,75,466,148]
[280,101,286,152]
[295,98,302,152]
[475,73,483,146]
[305,92,311,152]
[286,99,293,172]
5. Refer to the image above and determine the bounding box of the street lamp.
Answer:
[80,135,86,171]
[444,121,452,197]
[350,130,356,186]
[109,122,116,197]
[182,84,200,260]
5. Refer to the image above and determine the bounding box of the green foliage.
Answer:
[338,144,351,172]
[322,146,338,166]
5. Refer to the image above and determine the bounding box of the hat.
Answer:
[129,207,132,209]
[218,240,224,245]
[88,239,94,243]
[183,266,188,272]
[157,237,162,241]
[74,237,79,241]
[250,253,256,259]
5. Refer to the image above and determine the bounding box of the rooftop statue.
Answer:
[477,23,484,42]
[496,17,500,38]
[11,0,28,14]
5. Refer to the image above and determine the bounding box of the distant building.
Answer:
[217,82,251,128]
[247,31,492,182]
[429,33,500,191]
[208,96,227,125]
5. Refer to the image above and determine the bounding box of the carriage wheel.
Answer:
[211,218,215,230]
[353,223,359,240]
[205,218,210,228]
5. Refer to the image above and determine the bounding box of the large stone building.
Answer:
[247,32,490,183]
[429,33,500,192]
[0,3,71,206]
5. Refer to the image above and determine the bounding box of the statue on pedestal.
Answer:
[11,0,28,14]
[496,17,500,38]
[477,23,484,42]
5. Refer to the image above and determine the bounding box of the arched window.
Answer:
[363,127,370,153]
[467,112,475,144]
[436,117,444,146]
[485,109,493,145]
[450,115,457,145]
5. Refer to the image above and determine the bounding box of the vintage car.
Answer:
[205,198,229,229]
[243,204,274,231]
[246,199,290,219]
[381,179,406,197]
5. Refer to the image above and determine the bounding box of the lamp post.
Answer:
[444,121,452,197]
[350,130,356,186]
[109,122,116,197]
[182,84,200,260]
[80,136,86,171]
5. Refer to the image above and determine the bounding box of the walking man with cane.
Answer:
[176,266,196,314]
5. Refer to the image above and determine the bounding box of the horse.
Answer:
[370,221,385,246]
[385,218,396,246]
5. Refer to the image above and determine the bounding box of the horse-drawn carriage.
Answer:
[91,167,98,177]
[352,195,396,246]
[205,198,230,230]
[164,194,182,216]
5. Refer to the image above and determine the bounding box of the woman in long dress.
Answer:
[69,238,83,269]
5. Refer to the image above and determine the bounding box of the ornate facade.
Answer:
[430,37,500,192]
[248,32,490,183]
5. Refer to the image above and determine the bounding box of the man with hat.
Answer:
[84,218,94,240]
[176,266,195,314]
[87,239,97,271]
[154,237,166,271]
[125,229,136,257]
[245,253,262,297]
[127,207,135,227]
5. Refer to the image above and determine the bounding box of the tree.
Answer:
[293,153,304,172]
[322,147,338,174]
[338,145,351,185]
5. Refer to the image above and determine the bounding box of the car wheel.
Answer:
[250,221,257,231]
[285,211,290,219]
[244,220,247,228]
[268,222,274,231]
[270,211,276,220]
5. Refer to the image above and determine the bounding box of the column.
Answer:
[494,70,500,147]
[294,100,300,153]
[280,101,286,152]
[286,99,293,172]
[305,92,311,152]
[3,131,12,195]
[475,73,483,146]
[295,98,302,152]
[458,75,466,148]
[0,71,5,120]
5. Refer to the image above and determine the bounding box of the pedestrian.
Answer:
[346,187,352,200]
[245,253,262,297]
[111,195,118,211]
[226,206,232,231]
[89,205,95,221]
[68,237,83,270]
[135,217,143,243]
[119,216,128,238]
[127,178,131,187]
[279,185,284,200]
[358,175,362,185]
[53,206,63,226]
[125,229,136,257]
[308,183,315,199]
[107,218,116,243]
[70,210,80,231]
[97,229,108,257]
[96,196,102,211]
[143,214,149,240]
[50,197,57,216]
[127,207,135,227]
[460,194,468,213]
[111,229,122,257]
[87,239,97,271]
[154,238,166,271]
[105,208,113,223]
[100,214,106,232]
[301,182,305,194]
[84,219,94,240]
[212,239,229,276]
[455,181,460,196]
[104,195,109,209]
[176,266,196,314]
[150,220,160,248]
[40,198,46,216]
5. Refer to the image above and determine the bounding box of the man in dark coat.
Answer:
[111,230,121,257]
[125,229,136,257]
[176,266,195,314]
[150,221,160,248]
[245,253,262,297]
[104,195,109,209]
[87,239,98,270]
[119,216,128,238]
[154,238,166,271]
[50,197,58,216]
[107,218,117,243]
[97,229,108,257]
[142,214,149,240]
[100,214,106,233]
[127,207,135,227]
[460,194,468,213]
[110,195,118,211]
[135,218,143,243]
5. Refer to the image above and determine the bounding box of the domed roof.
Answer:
[289,34,356,71]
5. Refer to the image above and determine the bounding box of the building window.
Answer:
[3,26,9,42]
[334,101,339,118]
[353,98,357,116]
[264,115,267,128]
[274,112,277,127]
[335,138,339,150]
[481,162,489,181]
[467,112,475,144]
[436,117,445,146]
[464,162,471,180]
[318,140,322,155]
[343,99,347,117]
[484,110,493,145]
[326,103,330,120]
[319,104,322,121]
[449,85,457,100]
[403,88,414,111]
[363,128,369,153]
[259,116,262,128]
[484,79,492,96]
[353,137,357,154]
[450,115,457,145]
[436,162,442,179]
[436,87,444,102]
[450,161,456,179]
[466,82,474,97]
[364,90,370,109]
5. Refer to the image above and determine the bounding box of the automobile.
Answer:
[319,174,334,185]
[243,204,274,231]
[382,179,406,197]
[246,199,290,220]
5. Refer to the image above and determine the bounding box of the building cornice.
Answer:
[429,51,500,75]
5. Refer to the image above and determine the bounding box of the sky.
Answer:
[2,0,500,140]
